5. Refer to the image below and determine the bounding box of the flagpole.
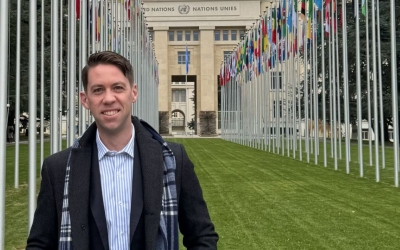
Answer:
[313,6,318,165]
[305,6,309,163]
[389,0,399,187]
[14,0,22,188]
[285,5,290,157]
[40,0,45,167]
[81,0,88,134]
[331,0,338,170]
[334,2,342,160]
[28,0,38,230]
[376,0,385,169]
[322,0,327,167]
[297,17,302,161]
[0,0,9,245]
[69,0,77,147]
[51,0,60,153]
[365,0,373,166]
[342,0,351,174]
[328,3,333,159]
[371,0,380,181]
[355,0,364,177]
[59,0,63,151]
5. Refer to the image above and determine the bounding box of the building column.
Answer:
[199,26,217,135]
[153,27,170,135]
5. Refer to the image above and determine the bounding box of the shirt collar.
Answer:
[96,124,135,160]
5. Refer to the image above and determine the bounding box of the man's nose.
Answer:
[103,90,116,103]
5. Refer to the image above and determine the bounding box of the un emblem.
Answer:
[178,5,190,14]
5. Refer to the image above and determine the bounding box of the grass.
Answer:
[167,138,400,249]
[5,138,400,249]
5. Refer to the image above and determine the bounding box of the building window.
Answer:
[271,72,282,89]
[172,89,186,102]
[223,30,229,41]
[177,31,183,41]
[193,30,199,41]
[168,31,174,41]
[178,51,190,64]
[214,30,220,41]
[185,31,191,41]
[273,100,282,118]
[223,51,231,61]
[231,30,237,40]
[149,31,154,41]
[239,30,245,39]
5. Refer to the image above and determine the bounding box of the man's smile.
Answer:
[102,110,120,116]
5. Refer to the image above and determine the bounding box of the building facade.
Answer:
[143,0,274,135]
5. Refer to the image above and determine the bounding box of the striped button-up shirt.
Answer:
[96,125,135,250]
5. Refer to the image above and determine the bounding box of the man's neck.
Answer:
[97,126,133,152]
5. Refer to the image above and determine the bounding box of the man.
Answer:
[27,51,218,249]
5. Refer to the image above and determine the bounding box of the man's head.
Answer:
[80,51,138,137]
[82,51,135,92]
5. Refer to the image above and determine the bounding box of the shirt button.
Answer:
[119,201,122,206]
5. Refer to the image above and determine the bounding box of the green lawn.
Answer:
[5,138,400,249]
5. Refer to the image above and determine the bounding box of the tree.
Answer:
[7,0,80,125]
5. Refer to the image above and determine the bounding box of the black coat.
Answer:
[27,116,218,249]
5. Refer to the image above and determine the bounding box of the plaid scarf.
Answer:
[59,120,178,250]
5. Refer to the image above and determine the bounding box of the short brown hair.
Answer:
[82,51,134,91]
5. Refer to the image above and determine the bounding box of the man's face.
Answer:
[80,64,138,135]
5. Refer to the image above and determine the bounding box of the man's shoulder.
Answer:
[164,141,183,154]
[43,147,73,170]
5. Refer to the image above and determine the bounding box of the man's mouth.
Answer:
[102,110,119,116]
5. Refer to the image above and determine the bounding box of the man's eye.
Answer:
[115,86,124,90]
[93,88,102,93]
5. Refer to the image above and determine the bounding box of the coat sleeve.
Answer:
[26,160,59,249]
[177,144,219,250]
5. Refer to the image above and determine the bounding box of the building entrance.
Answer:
[171,75,197,134]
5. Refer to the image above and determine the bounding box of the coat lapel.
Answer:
[69,147,91,249]
[68,123,96,249]
[132,117,164,250]
[90,143,109,250]
[129,139,143,242]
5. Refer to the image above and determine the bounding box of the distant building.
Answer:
[143,0,277,135]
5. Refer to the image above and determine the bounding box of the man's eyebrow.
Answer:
[89,84,103,90]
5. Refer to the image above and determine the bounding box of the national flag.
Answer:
[185,43,189,75]
[125,0,131,20]
[257,22,261,57]
[254,25,259,58]
[361,0,366,16]
[314,0,322,10]
[219,63,225,86]
[301,0,306,19]
[325,1,330,36]
[268,15,273,47]
[262,18,269,53]
[277,3,282,39]
[76,0,81,20]
[272,8,277,45]
[96,4,101,41]
[287,0,293,33]
[293,0,298,29]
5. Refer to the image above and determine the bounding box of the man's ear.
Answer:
[131,84,138,103]
[80,91,90,110]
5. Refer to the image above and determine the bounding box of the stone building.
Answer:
[143,0,276,135]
